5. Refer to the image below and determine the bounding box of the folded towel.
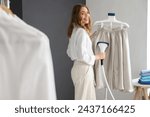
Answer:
[139,79,150,82]
[140,76,150,80]
[138,79,150,84]
[140,69,150,74]
[140,72,150,77]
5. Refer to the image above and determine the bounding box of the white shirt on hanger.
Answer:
[0,8,56,100]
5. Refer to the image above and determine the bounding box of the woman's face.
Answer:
[79,7,90,26]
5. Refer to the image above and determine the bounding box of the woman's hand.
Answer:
[95,52,106,60]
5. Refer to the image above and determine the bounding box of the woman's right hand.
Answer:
[95,52,106,60]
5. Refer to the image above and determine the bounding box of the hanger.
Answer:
[0,0,13,15]
[94,13,129,29]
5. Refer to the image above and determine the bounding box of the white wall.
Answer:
[87,0,147,99]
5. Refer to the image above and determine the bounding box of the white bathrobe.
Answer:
[67,26,96,100]
[0,8,56,99]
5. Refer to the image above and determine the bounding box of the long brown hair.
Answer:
[67,4,92,38]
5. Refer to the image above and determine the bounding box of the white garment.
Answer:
[67,26,95,65]
[67,26,96,100]
[0,8,56,99]
[92,26,133,92]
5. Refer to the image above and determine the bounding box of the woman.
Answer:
[67,4,105,100]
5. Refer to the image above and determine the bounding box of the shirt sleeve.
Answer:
[66,40,71,58]
[76,28,95,65]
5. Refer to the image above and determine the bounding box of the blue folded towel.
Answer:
[140,72,150,77]
[140,69,150,74]
[138,79,150,84]
[139,79,150,82]
[140,76,150,80]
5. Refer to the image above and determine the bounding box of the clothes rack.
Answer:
[92,13,133,100]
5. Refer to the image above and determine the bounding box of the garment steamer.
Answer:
[97,41,115,100]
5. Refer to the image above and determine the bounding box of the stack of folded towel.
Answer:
[138,69,150,84]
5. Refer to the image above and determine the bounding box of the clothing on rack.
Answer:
[92,25,133,92]
[0,8,56,99]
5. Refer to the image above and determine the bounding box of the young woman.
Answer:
[67,4,105,100]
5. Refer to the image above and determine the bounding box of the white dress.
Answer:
[67,26,96,100]
[0,8,56,99]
